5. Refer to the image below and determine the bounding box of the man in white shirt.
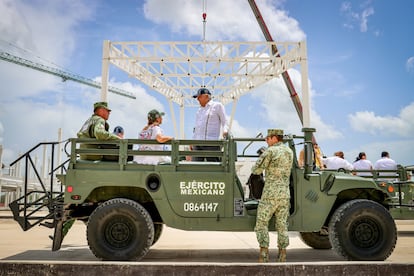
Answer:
[323,151,353,171]
[374,151,397,180]
[192,88,229,161]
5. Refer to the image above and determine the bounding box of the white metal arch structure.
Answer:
[100,40,310,138]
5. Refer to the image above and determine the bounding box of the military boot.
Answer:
[278,248,287,262]
[258,247,269,263]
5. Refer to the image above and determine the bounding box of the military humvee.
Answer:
[10,127,411,261]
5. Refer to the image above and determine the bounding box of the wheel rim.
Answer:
[104,216,135,249]
[350,217,381,248]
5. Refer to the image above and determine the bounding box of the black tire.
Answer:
[87,198,154,261]
[152,223,163,245]
[328,199,397,261]
[299,231,332,249]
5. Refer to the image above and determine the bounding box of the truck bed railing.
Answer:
[68,138,232,170]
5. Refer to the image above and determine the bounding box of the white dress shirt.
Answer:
[193,100,228,140]
[374,157,397,179]
[323,156,354,171]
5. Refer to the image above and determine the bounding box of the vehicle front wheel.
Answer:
[328,199,397,261]
[87,198,154,261]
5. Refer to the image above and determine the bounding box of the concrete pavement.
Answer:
[0,217,413,275]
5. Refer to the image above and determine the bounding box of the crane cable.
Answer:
[202,0,207,41]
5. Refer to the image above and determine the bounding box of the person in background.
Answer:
[352,152,373,176]
[298,143,324,170]
[323,151,353,171]
[251,129,293,263]
[77,101,120,160]
[105,125,134,162]
[374,151,397,180]
[192,88,229,161]
[113,126,124,138]
[313,143,324,169]
[134,109,173,165]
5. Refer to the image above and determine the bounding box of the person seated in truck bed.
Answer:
[352,152,373,176]
[134,109,173,165]
[323,151,353,171]
[374,151,398,180]
[113,125,124,138]
[99,125,133,162]
[77,101,120,160]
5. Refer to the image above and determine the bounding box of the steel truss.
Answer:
[100,40,309,137]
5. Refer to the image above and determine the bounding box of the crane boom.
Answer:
[247,0,304,125]
[0,51,135,99]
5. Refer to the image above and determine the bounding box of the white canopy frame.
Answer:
[100,40,310,138]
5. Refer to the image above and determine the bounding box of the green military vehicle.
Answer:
[9,127,412,261]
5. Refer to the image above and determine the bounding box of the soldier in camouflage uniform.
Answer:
[77,101,120,160]
[50,101,120,242]
[251,128,293,262]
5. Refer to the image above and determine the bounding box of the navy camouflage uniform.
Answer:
[252,129,293,250]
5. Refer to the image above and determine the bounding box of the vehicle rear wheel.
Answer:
[87,198,154,261]
[328,199,397,261]
[299,231,332,249]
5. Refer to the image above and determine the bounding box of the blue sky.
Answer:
[0,0,413,166]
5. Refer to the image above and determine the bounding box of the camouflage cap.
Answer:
[93,101,111,111]
[266,128,283,137]
[148,109,165,121]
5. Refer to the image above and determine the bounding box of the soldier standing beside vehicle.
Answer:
[251,129,293,263]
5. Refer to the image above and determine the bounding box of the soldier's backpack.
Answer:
[246,173,265,199]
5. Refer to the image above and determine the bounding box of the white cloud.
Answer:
[340,1,375,33]
[250,68,342,142]
[143,0,305,41]
[406,56,414,73]
[0,0,118,164]
[0,121,3,144]
[348,102,414,137]
[0,0,96,100]
[228,119,251,138]
[359,7,374,32]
